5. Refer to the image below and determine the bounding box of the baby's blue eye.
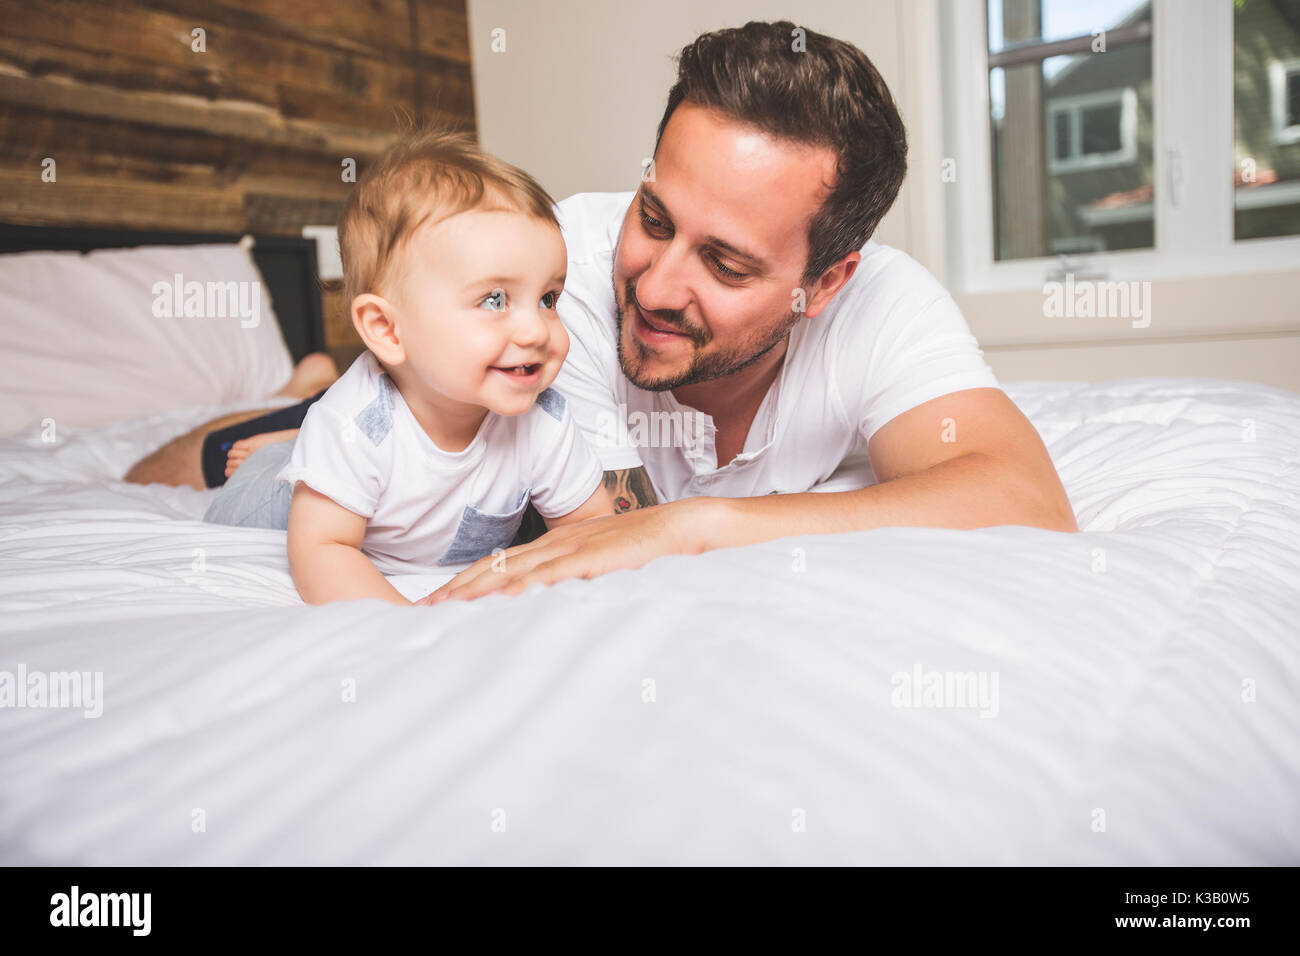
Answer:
[480,288,507,311]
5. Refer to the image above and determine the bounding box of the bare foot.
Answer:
[226,429,300,479]
[276,353,338,400]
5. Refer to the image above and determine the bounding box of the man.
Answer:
[128,20,1077,602]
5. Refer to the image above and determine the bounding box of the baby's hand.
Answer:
[412,591,441,606]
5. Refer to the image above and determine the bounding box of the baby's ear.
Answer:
[351,294,405,365]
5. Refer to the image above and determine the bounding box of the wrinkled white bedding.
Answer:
[0,378,1297,864]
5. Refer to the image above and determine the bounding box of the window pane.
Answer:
[1081,103,1123,154]
[1053,110,1072,160]
[988,0,1150,53]
[1234,0,1300,240]
[988,0,1154,261]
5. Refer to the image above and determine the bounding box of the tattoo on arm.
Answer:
[603,467,659,513]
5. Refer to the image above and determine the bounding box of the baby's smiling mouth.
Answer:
[490,363,543,378]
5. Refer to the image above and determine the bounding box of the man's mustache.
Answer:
[625,284,707,344]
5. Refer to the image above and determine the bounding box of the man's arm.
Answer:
[603,467,659,513]
[702,387,1077,545]
[566,388,1078,541]
[426,388,1075,603]
[508,468,656,545]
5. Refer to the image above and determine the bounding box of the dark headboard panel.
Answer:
[0,224,326,363]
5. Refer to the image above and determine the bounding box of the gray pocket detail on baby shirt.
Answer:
[354,374,397,445]
[534,387,565,421]
[438,486,532,566]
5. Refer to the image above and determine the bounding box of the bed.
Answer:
[0,231,1297,865]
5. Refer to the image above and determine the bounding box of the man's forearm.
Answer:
[695,451,1078,551]
[426,453,1076,604]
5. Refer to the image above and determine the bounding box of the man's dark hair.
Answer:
[655,20,908,286]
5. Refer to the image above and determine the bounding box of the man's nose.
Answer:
[635,240,693,315]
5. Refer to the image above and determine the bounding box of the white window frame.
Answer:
[940,0,1300,295]
[1270,57,1300,144]
[1047,88,1138,173]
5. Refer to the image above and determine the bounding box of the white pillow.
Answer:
[0,243,294,435]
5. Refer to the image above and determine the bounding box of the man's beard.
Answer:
[613,278,799,392]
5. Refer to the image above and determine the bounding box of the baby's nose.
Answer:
[511,309,550,344]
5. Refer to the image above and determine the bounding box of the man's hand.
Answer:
[423,498,710,603]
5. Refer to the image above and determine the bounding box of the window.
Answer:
[1268,59,1300,144]
[941,0,1300,293]
[984,0,1154,262]
[1235,0,1300,240]
[1048,89,1138,172]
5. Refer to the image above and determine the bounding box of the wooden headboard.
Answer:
[0,224,326,364]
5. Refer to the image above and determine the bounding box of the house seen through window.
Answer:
[1235,0,1300,239]
[987,0,1154,260]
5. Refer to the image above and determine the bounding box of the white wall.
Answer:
[959,269,1300,391]
[466,0,926,260]
[466,0,1300,392]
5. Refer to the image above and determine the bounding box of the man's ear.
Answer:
[351,293,405,366]
[803,251,861,320]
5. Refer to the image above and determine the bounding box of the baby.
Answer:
[280,130,613,605]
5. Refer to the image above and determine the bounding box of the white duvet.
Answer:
[0,378,1297,865]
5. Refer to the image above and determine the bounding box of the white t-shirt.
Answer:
[277,351,603,574]
[551,191,1003,502]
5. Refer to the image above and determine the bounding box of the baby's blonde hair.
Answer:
[338,127,560,306]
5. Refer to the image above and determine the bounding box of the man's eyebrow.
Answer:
[641,186,768,269]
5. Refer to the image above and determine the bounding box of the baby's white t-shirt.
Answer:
[277,351,603,574]
[551,192,1003,502]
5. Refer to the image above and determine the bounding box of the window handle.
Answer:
[1046,255,1107,284]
